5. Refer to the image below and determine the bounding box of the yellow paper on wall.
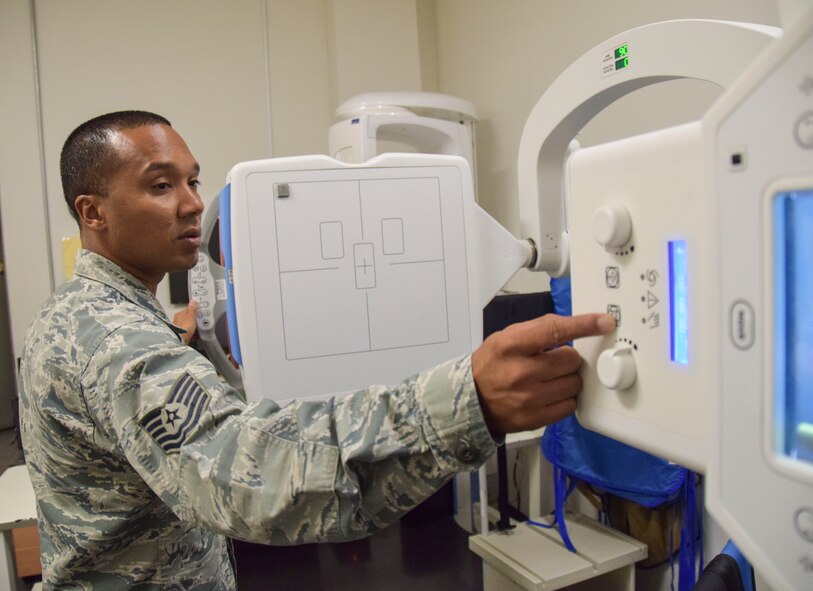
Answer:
[62,236,81,279]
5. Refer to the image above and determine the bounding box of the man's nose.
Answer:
[179,186,204,217]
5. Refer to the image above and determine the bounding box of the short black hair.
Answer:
[60,110,172,222]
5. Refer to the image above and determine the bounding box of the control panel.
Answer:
[189,252,218,331]
[567,12,813,589]
[568,120,714,473]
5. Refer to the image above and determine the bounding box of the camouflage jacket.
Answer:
[19,250,496,589]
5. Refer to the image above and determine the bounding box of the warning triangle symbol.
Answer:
[647,291,660,308]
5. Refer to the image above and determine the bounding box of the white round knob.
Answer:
[597,346,637,390]
[593,204,632,248]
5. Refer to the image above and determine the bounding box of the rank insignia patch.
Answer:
[140,372,210,453]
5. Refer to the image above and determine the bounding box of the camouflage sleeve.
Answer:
[81,318,497,545]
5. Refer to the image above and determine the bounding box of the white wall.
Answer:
[266,0,333,158]
[0,0,55,364]
[0,0,275,358]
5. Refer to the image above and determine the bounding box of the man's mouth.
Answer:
[180,229,202,247]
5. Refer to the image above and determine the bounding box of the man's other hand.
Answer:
[173,300,199,345]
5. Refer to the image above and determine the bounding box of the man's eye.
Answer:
[153,182,172,191]
[189,179,202,188]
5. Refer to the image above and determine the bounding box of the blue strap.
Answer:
[554,463,577,552]
[532,424,577,552]
[698,498,705,576]
[670,511,676,591]
[678,471,699,590]
[545,278,576,551]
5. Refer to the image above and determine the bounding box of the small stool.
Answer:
[470,513,647,590]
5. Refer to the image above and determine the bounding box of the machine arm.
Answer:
[517,19,779,276]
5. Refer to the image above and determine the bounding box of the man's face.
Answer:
[97,124,203,290]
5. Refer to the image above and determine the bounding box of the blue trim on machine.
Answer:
[219,183,243,366]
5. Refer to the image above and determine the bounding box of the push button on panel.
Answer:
[597,345,637,391]
[795,110,813,149]
[730,300,755,350]
[606,266,620,288]
[593,204,632,248]
[794,507,813,543]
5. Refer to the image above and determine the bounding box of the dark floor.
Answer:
[233,514,483,591]
[13,515,483,591]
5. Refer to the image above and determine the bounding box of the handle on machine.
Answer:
[188,195,244,393]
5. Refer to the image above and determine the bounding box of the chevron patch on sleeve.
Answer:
[139,372,211,453]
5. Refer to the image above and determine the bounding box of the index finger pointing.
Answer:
[511,313,616,353]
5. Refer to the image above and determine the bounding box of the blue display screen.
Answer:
[669,240,689,365]
[773,189,813,464]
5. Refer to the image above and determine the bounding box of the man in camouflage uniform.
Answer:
[19,111,614,589]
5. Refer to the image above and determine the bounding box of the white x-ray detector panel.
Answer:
[223,154,528,403]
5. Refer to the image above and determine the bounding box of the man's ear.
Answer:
[74,195,106,230]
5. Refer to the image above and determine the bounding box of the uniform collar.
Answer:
[73,249,182,334]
